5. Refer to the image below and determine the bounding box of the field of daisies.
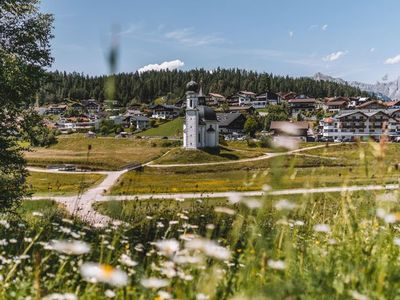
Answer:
[2,141,400,299]
[2,186,400,299]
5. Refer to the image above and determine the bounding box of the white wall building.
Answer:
[183,81,219,149]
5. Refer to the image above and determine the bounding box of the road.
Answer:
[27,143,343,225]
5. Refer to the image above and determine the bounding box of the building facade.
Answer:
[183,81,219,149]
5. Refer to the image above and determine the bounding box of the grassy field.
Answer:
[152,146,263,165]
[27,171,105,196]
[109,148,400,195]
[138,117,184,137]
[3,162,400,298]
[24,135,173,170]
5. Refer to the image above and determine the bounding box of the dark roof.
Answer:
[216,113,244,127]
[198,105,217,121]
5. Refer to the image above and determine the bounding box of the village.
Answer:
[36,85,400,143]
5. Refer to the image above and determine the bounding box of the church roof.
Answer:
[198,105,217,121]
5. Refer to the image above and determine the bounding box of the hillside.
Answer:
[37,69,369,106]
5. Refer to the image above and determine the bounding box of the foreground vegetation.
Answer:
[24,135,174,170]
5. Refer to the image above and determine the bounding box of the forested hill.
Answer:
[39,68,369,106]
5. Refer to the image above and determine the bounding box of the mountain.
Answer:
[313,72,400,101]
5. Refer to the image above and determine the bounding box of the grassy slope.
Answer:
[24,135,172,170]
[27,171,105,196]
[138,117,184,137]
[153,147,263,165]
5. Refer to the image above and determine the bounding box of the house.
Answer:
[46,104,67,115]
[356,100,387,110]
[129,115,150,130]
[207,93,226,106]
[288,98,317,117]
[385,101,400,109]
[183,80,219,149]
[256,91,281,106]
[323,97,349,113]
[216,112,247,134]
[81,99,101,113]
[278,92,297,101]
[150,104,179,119]
[270,121,310,137]
[237,91,257,106]
[319,109,400,140]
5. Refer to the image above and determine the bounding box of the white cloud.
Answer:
[370,47,375,52]
[385,54,400,65]
[289,31,294,38]
[323,51,346,62]
[165,28,224,46]
[322,24,328,31]
[138,59,184,73]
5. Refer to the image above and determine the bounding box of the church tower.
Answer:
[183,80,200,149]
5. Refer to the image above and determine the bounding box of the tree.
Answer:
[0,0,53,211]
[244,117,258,137]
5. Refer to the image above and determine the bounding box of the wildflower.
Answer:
[350,290,369,300]
[169,220,179,225]
[174,254,202,265]
[394,237,400,246]
[49,240,90,255]
[185,238,230,261]
[0,220,10,229]
[196,294,209,300]
[141,277,169,289]
[155,239,180,257]
[262,184,271,192]
[206,224,215,230]
[9,239,17,244]
[274,199,297,211]
[158,290,173,299]
[32,211,44,217]
[267,259,286,270]
[242,199,262,209]
[42,293,77,300]
[119,254,138,267]
[104,289,116,298]
[227,192,242,204]
[80,263,128,286]
[214,207,236,215]
[175,197,185,202]
[313,224,331,233]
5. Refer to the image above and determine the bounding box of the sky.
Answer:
[40,0,400,84]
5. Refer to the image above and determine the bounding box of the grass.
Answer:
[24,135,173,170]
[109,150,400,195]
[27,171,105,196]
[152,146,263,165]
[138,117,184,137]
[4,144,400,298]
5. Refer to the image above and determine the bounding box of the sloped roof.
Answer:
[270,121,309,130]
[216,113,244,127]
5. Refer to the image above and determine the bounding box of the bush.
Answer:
[258,136,273,148]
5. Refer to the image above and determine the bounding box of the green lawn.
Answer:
[27,171,105,196]
[25,135,173,170]
[152,146,263,165]
[138,117,184,137]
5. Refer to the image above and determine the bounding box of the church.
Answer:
[183,80,219,149]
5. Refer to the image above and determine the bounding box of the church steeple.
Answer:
[198,79,206,106]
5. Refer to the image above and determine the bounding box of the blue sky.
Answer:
[41,0,400,83]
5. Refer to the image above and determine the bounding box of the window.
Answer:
[190,100,192,107]
[198,133,201,143]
